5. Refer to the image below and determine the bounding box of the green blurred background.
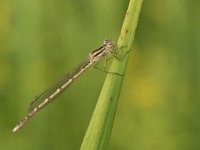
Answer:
[0,0,200,149]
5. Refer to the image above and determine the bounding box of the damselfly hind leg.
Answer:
[94,45,131,76]
[113,45,131,60]
[94,55,124,76]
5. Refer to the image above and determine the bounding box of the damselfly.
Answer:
[12,40,114,132]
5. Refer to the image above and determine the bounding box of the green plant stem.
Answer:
[80,0,143,149]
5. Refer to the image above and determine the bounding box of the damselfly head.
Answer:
[103,40,113,48]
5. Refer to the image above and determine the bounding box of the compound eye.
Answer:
[103,40,108,45]
[103,40,113,47]
[108,42,113,47]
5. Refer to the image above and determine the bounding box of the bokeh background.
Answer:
[0,0,200,149]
